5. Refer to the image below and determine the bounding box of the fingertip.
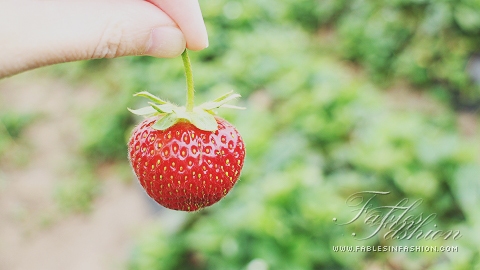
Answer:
[148,0,209,51]
[187,37,209,51]
[145,27,186,58]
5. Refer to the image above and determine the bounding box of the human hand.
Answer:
[0,0,208,78]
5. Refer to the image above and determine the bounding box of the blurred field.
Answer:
[0,75,153,270]
[2,0,480,269]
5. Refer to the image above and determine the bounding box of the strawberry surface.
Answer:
[128,116,245,211]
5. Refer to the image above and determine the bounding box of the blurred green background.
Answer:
[2,0,480,269]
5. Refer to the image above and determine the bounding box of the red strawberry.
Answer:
[128,116,245,211]
[127,50,246,211]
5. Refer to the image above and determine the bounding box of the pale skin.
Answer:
[0,0,208,78]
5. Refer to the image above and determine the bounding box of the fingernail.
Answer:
[145,27,186,58]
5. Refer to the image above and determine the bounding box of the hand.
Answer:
[0,0,208,78]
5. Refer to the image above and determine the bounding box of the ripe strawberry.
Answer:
[128,117,245,211]
[127,50,246,211]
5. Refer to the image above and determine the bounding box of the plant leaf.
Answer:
[212,90,234,102]
[152,113,178,130]
[134,91,168,104]
[190,111,218,131]
[173,108,192,122]
[149,102,177,113]
[127,106,158,116]
[200,92,241,110]
[220,104,246,110]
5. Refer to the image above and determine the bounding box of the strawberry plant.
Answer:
[127,50,246,211]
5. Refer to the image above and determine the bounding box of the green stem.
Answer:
[182,49,195,112]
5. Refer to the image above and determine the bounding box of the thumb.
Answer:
[0,0,186,78]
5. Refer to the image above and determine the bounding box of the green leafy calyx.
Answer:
[128,91,244,131]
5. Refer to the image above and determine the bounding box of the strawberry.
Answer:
[127,50,246,211]
[128,116,245,211]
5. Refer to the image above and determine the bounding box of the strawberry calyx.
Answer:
[128,90,244,131]
[128,49,244,132]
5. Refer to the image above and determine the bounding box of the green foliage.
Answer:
[0,111,37,164]
[54,162,100,213]
[200,0,480,104]
[284,0,348,31]
[333,0,480,103]
[81,96,134,162]
[0,111,37,138]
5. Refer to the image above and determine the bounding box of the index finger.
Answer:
[147,0,208,51]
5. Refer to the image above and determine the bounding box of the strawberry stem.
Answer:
[182,49,195,112]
